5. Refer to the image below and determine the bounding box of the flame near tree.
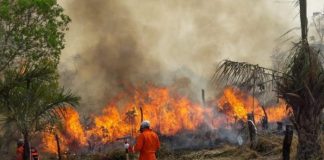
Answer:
[217,87,290,123]
[42,85,289,154]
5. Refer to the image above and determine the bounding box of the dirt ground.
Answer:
[73,132,301,160]
[158,132,324,160]
[5,132,323,160]
[157,133,294,160]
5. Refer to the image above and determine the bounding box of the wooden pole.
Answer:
[126,153,129,160]
[201,89,206,107]
[261,106,268,130]
[247,113,257,148]
[282,125,293,160]
[277,121,283,131]
[140,107,143,122]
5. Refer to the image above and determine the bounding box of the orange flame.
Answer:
[42,86,289,153]
[217,87,290,123]
[64,107,87,145]
[86,86,206,141]
[42,107,86,153]
[42,133,57,153]
[266,100,291,123]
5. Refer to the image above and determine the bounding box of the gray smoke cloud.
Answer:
[58,0,292,112]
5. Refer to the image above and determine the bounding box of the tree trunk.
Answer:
[247,113,257,149]
[55,133,62,160]
[296,111,323,160]
[299,0,308,41]
[282,125,293,160]
[23,132,30,160]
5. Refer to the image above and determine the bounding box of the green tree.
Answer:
[0,0,70,72]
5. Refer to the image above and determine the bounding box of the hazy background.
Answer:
[57,0,324,112]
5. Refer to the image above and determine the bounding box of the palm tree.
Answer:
[0,1,75,159]
[212,0,324,159]
[0,64,80,160]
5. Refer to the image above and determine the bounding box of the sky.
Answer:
[308,0,324,16]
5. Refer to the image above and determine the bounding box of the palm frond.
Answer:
[0,66,80,133]
[211,60,285,95]
[30,86,80,132]
[0,64,56,96]
[277,41,324,111]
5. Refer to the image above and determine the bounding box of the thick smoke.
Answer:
[58,0,291,112]
[59,0,162,111]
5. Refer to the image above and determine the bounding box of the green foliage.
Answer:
[0,0,71,72]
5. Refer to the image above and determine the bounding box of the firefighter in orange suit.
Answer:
[134,120,160,160]
[16,139,24,160]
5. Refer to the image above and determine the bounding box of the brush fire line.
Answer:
[41,86,289,154]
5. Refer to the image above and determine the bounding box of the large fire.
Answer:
[42,85,290,154]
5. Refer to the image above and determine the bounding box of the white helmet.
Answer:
[140,120,150,130]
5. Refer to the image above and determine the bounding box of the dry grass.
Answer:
[34,132,324,160]
[158,132,324,160]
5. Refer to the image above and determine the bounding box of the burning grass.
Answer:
[40,85,291,157]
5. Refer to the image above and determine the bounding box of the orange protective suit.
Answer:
[16,146,24,160]
[134,129,160,160]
